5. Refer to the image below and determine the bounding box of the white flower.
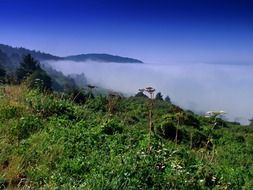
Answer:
[211,176,216,182]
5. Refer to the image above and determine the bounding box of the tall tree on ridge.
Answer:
[16,54,41,82]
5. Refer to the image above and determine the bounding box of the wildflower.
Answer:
[212,176,217,182]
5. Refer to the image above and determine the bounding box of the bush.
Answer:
[0,175,8,190]
[0,106,21,120]
[86,95,108,112]
[101,119,123,135]
[12,116,42,140]
[26,91,76,120]
[66,88,87,104]
[184,112,200,128]
[190,130,209,148]
[156,121,185,141]
[26,70,52,91]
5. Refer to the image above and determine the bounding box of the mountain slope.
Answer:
[0,44,143,90]
[0,44,143,65]
[0,44,61,67]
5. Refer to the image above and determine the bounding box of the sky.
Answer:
[0,0,253,63]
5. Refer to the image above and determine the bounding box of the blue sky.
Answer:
[0,0,253,63]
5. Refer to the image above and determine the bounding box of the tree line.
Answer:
[0,54,52,90]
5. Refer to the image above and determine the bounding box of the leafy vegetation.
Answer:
[0,45,84,91]
[0,83,253,189]
[0,65,6,84]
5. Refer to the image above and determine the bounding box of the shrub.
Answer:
[67,88,87,104]
[26,92,76,120]
[0,175,8,190]
[12,116,42,140]
[0,105,21,120]
[190,130,209,148]
[156,121,185,141]
[26,70,52,91]
[86,95,108,112]
[184,112,200,128]
[101,119,123,135]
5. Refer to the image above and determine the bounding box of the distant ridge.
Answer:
[0,44,143,65]
[0,44,61,62]
[65,54,143,63]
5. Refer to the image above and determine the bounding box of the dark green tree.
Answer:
[67,88,87,104]
[0,64,6,84]
[249,118,253,126]
[26,70,52,90]
[16,54,52,90]
[135,91,148,98]
[16,54,41,82]
[165,95,171,103]
[155,92,163,101]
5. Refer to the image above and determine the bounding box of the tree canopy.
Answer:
[165,95,171,103]
[0,64,6,83]
[16,54,52,90]
[16,54,41,82]
[155,92,163,101]
[135,91,148,98]
[27,70,52,90]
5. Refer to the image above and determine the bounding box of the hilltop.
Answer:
[0,44,143,70]
[64,54,143,63]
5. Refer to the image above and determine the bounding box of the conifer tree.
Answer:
[16,54,41,82]
[155,92,163,101]
[0,64,6,84]
[165,95,171,103]
[16,54,52,90]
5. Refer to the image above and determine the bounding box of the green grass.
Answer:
[0,85,253,189]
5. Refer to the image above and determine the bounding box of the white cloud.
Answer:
[46,60,253,124]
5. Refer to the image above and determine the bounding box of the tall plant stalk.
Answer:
[144,87,155,150]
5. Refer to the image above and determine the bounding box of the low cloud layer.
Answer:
[46,60,253,124]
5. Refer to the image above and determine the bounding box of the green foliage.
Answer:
[155,92,163,101]
[135,91,148,98]
[86,95,108,112]
[16,54,41,82]
[67,88,87,104]
[16,54,52,91]
[12,116,43,140]
[249,118,253,126]
[190,130,209,148]
[0,85,253,189]
[0,105,21,120]
[184,111,200,128]
[156,119,178,139]
[26,90,76,119]
[26,69,52,91]
[0,64,6,84]
[164,95,171,103]
[100,119,123,135]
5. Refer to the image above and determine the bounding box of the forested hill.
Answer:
[64,54,143,63]
[0,44,143,70]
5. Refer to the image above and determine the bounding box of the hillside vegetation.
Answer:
[0,44,143,70]
[0,84,253,190]
[0,44,144,92]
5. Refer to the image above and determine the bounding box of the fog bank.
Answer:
[46,60,253,124]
